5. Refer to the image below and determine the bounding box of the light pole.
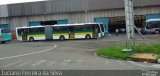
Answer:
[123,0,135,51]
[85,10,88,23]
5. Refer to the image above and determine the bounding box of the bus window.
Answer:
[151,21,160,28]
[69,26,74,32]
[85,25,92,31]
[74,25,92,32]
[53,26,69,33]
[74,26,82,30]
[1,29,10,33]
[146,22,152,29]
[146,21,160,29]
[74,26,84,32]
[29,27,44,35]
[18,29,25,36]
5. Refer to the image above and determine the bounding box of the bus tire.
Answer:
[2,41,5,44]
[29,37,34,42]
[155,30,159,34]
[59,36,65,41]
[85,34,91,39]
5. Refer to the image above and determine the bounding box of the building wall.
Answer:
[0,6,160,31]
[0,5,8,17]
[5,0,160,17]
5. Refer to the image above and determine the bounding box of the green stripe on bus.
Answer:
[18,32,45,36]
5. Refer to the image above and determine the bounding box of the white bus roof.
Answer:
[16,23,103,29]
[16,26,45,29]
[53,23,103,26]
[146,18,160,22]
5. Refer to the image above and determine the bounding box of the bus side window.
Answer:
[29,28,32,34]
[18,29,26,36]
[147,25,153,29]
[30,28,41,34]
[38,27,44,33]
[1,29,10,33]
[69,26,74,32]
[86,25,92,31]
[74,26,81,31]
[18,29,22,35]
[54,27,60,32]
[147,26,151,29]
[146,22,152,29]
[52,27,54,32]
[64,26,69,32]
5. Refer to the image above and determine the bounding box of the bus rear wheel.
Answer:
[155,30,159,34]
[59,36,65,41]
[85,35,91,39]
[29,37,34,42]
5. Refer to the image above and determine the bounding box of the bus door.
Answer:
[69,26,75,39]
[22,29,28,41]
[45,25,53,40]
[100,24,105,36]
[92,25,99,38]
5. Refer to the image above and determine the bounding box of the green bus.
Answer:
[0,29,12,43]
[16,23,105,41]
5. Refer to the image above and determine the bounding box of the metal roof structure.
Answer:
[1,0,160,17]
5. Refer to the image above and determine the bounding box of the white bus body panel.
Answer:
[53,35,69,40]
[0,29,1,41]
[34,36,45,40]
[146,28,159,33]
[98,33,102,38]
[75,34,93,39]
[17,36,45,41]
[17,38,22,41]
[102,25,105,36]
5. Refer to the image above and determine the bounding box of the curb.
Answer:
[95,52,160,64]
[94,52,131,61]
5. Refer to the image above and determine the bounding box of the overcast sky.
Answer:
[0,0,46,5]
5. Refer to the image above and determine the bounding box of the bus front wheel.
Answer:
[29,37,34,42]
[155,30,159,34]
[85,35,91,39]
[59,36,65,41]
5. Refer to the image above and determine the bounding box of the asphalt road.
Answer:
[0,34,160,70]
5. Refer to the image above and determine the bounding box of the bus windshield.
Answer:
[1,29,11,33]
